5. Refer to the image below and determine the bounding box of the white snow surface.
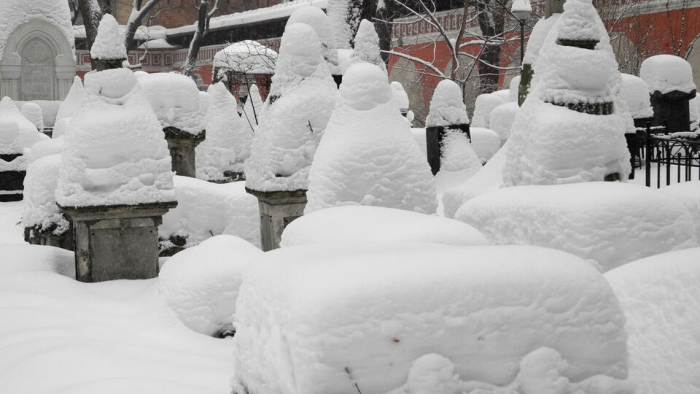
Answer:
[620,73,654,119]
[0,96,48,151]
[326,0,357,49]
[21,154,69,234]
[660,180,700,243]
[138,72,204,134]
[91,13,127,60]
[281,205,487,247]
[426,79,470,127]
[305,63,436,214]
[455,182,698,272]
[605,248,700,394]
[522,14,560,65]
[245,23,338,192]
[471,92,508,128]
[351,19,386,71]
[391,81,410,112]
[640,54,697,95]
[159,235,263,337]
[242,84,264,133]
[26,137,63,163]
[56,76,87,122]
[286,6,339,67]
[489,102,519,144]
[21,103,44,132]
[509,76,521,101]
[199,91,212,116]
[433,130,483,196]
[231,243,631,394]
[196,83,251,181]
[56,68,175,207]
[469,127,501,163]
[0,119,21,155]
[213,40,277,74]
[160,177,260,249]
[0,0,75,62]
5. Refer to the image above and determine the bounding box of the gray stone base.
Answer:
[61,201,177,282]
[245,188,307,252]
[0,170,26,201]
[164,127,206,178]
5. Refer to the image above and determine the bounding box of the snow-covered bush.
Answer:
[455,182,698,271]
[0,97,48,150]
[138,72,204,135]
[231,243,632,394]
[281,205,487,247]
[489,102,519,144]
[640,54,696,95]
[26,137,63,163]
[286,6,338,69]
[56,68,175,207]
[350,19,385,70]
[605,248,700,394]
[158,235,262,337]
[470,127,502,162]
[245,23,337,192]
[21,103,44,132]
[242,84,264,133]
[195,82,251,181]
[326,0,361,49]
[160,176,260,252]
[0,118,21,156]
[620,73,653,119]
[305,63,436,214]
[21,155,69,237]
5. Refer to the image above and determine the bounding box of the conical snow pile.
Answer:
[286,6,339,69]
[56,68,175,207]
[245,23,338,192]
[305,63,437,214]
[351,19,386,71]
[196,82,251,181]
[90,13,127,70]
[503,0,631,186]
[242,84,264,133]
[426,80,470,127]
[53,76,87,139]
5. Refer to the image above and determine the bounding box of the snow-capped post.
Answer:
[0,119,26,201]
[640,55,697,134]
[425,80,472,175]
[90,14,127,71]
[245,22,338,251]
[56,68,177,282]
[138,73,206,178]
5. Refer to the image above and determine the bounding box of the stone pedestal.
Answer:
[650,89,697,133]
[425,124,471,175]
[164,127,206,178]
[0,154,26,202]
[61,201,177,282]
[246,188,307,252]
[24,224,74,251]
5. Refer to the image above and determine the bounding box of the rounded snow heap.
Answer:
[0,118,21,155]
[620,73,653,119]
[0,96,47,151]
[351,19,386,70]
[391,81,410,113]
[22,155,69,236]
[305,63,436,214]
[286,6,338,68]
[472,92,508,128]
[426,79,469,127]
[640,54,697,95]
[90,13,127,61]
[21,103,44,132]
[138,72,204,134]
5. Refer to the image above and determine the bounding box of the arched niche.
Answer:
[389,57,427,126]
[0,19,76,101]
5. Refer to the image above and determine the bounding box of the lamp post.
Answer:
[511,0,532,65]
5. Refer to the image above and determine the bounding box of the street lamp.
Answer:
[511,0,532,65]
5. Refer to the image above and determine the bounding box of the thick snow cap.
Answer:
[351,19,386,70]
[286,6,339,67]
[138,72,204,134]
[522,14,560,65]
[511,0,532,13]
[426,79,469,127]
[90,13,127,61]
[620,74,653,119]
[305,63,436,214]
[640,54,697,95]
[472,92,508,128]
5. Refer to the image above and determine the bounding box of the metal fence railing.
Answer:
[644,124,700,188]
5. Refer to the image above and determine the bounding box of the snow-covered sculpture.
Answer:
[21,103,44,133]
[242,84,264,133]
[196,82,251,182]
[351,19,386,71]
[306,63,437,215]
[90,13,127,70]
[620,74,654,123]
[640,54,697,133]
[503,0,631,186]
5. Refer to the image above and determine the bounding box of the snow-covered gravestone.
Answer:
[138,72,205,178]
[0,119,25,201]
[640,55,697,133]
[391,81,411,117]
[56,68,176,282]
[503,0,631,186]
[90,14,127,71]
[351,20,386,71]
[245,23,337,251]
[425,79,473,175]
[305,63,436,214]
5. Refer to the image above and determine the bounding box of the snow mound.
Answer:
[391,81,410,112]
[26,138,63,163]
[0,118,21,155]
[426,79,469,127]
[160,177,260,249]
[489,102,519,144]
[440,128,481,173]
[305,63,436,214]
[56,76,87,122]
[605,248,700,394]
[138,72,204,134]
[557,0,604,42]
[158,235,262,337]
[231,243,630,394]
[351,19,386,71]
[22,154,69,236]
[471,92,508,128]
[455,182,698,271]
[640,54,696,95]
[660,181,700,242]
[286,5,338,67]
[91,13,127,61]
[21,103,44,132]
[56,68,175,207]
[0,244,74,276]
[620,73,653,119]
[281,205,487,247]
[51,117,70,139]
[0,96,48,150]
[470,127,501,163]
[198,91,211,115]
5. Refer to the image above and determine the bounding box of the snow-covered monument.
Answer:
[0,0,76,101]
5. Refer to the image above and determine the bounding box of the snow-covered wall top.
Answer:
[640,54,697,95]
[0,0,75,61]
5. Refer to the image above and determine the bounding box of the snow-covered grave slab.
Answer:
[606,247,700,394]
[455,182,698,272]
[231,243,633,394]
[280,205,487,247]
[0,244,231,394]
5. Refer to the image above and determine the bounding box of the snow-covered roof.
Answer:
[213,40,277,74]
[0,0,74,61]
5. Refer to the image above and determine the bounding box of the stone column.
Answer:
[425,123,471,175]
[546,0,565,17]
[649,90,697,133]
[245,188,307,251]
[0,154,26,201]
[61,201,177,282]
[163,127,206,178]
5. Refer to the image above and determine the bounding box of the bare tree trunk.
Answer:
[474,0,506,94]
[124,0,162,51]
[182,0,219,77]
[80,0,102,68]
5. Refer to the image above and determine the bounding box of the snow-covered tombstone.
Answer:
[21,103,44,133]
[195,82,251,182]
[0,118,26,201]
[231,243,634,394]
[350,19,386,71]
[56,67,176,282]
[241,83,263,133]
[90,13,127,71]
[503,0,631,186]
[245,22,338,251]
[640,54,697,133]
[471,91,509,128]
[305,63,437,215]
[391,81,411,117]
[139,72,205,178]
[286,6,339,72]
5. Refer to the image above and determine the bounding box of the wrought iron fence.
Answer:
[644,124,700,188]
